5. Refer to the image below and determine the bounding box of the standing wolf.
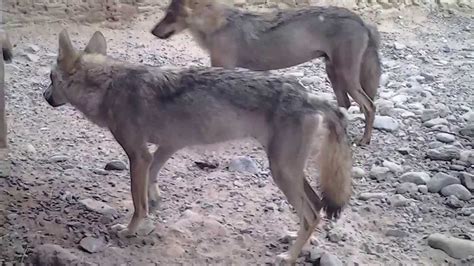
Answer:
[151,0,382,145]
[43,29,353,264]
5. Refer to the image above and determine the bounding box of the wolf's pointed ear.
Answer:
[58,29,78,73]
[84,31,107,55]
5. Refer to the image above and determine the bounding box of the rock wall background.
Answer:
[1,0,158,25]
[0,0,472,25]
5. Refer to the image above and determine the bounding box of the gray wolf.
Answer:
[151,0,382,145]
[43,29,353,264]
[0,30,13,150]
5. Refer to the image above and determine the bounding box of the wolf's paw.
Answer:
[111,224,136,238]
[136,217,156,236]
[356,136,371,146]
[148,183,162,213]
[148,198,162,214]
[275,252,296,266]
[279,231,298,244]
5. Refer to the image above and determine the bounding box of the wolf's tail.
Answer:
[366,23,380,49]
[315,106,353,220]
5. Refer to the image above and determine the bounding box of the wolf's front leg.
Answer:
[114,149,152,237]
[110,131,153,238]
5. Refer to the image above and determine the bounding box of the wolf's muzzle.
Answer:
[43,85,64,107]
[151,28,175,39]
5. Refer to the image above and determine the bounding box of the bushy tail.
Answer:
[316,108,353,220]
[366,23,380,49]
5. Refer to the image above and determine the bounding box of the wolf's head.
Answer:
[43,30,107,107]
[151,0,226,39]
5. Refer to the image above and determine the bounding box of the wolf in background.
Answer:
[151,0,382,145]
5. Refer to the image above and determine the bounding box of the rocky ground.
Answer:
[0,5,473,266]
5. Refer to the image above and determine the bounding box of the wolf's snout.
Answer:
[43,85,62,107]
[151,26,161,37]
[151,26,174,39]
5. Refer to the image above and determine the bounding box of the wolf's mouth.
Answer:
[44,95,65,107]
[43,86,65,108]
[159,30,175,39]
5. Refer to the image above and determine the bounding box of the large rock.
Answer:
[418,185,428,194]
[105,160,127,171]
[427,233,474,259]
[426,146,460,161]
[440,184,472,201]
[169,210,227,239]
[399,171,431,185]
[423,118,448,128]
[460,172,474,192]
[435,133,455,143]
[445,195,464,209]
[459,124,474,137]
[352,167,366,178]
[437,0,463,7]
[427,173,460,193]
[369,166,393,181]
[228,156,259,174]
[420,109,439,122]
[79,198,118,217]
[396,182,418,194]
[320,252,343,266]
[373,116,399,132]
[358,192,387,201]
[382,161,403,173]
[31,244,93,266]
[306,246,324,262]
[463,111,474,122]
[79,237,106,253]
[49,155,69,163]
[385,229,409,238]
[460,150,474,165]
[388,194,409,207]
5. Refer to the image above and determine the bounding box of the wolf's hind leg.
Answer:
[331,37,374,145]
[326,61,351,109]
[267,123,321,264]
[148,146,176,213]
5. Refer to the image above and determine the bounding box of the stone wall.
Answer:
[0,0,472,25]
[234,0,472,9]
[0,0,161,25]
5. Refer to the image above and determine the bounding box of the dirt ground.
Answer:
[0,5,473,266]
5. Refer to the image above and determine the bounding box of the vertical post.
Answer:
[0,0,12,177]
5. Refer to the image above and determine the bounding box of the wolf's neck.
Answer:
[66,69,110,127]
